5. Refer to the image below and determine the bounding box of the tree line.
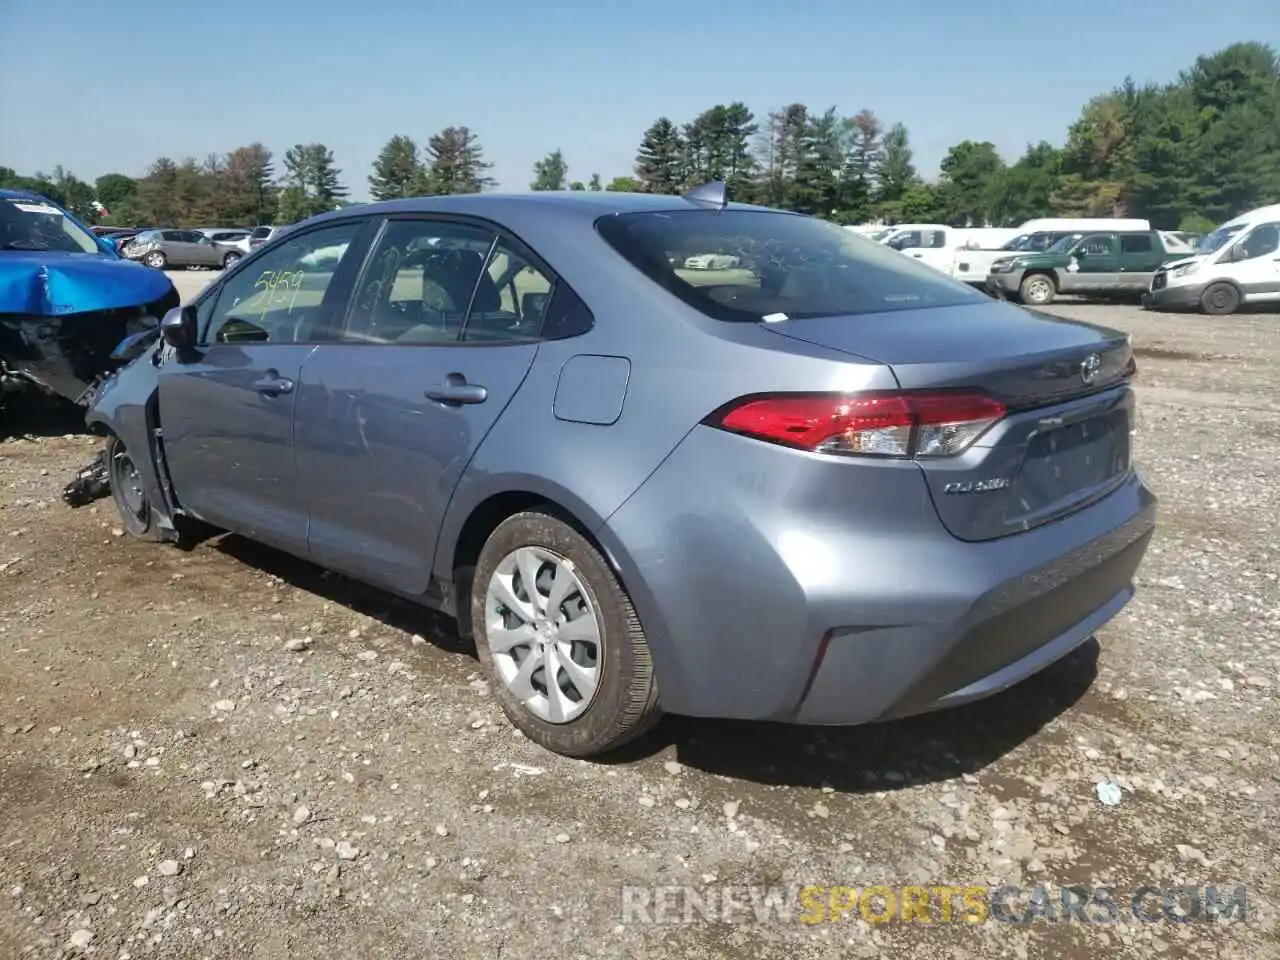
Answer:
[3,42,1275,232]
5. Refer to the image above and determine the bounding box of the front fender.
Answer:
[85,351,180,539]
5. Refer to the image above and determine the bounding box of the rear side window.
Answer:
[1120,233,1152,253]
[595,210,986,321]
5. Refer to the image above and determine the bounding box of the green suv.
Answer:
[984,230,1183,306]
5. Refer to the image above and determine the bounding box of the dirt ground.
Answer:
[1,284,1278,959]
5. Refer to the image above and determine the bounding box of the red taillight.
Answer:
[707,390,1007,459]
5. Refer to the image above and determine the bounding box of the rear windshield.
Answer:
[594,209,987,321]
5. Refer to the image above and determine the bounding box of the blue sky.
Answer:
[2,0,1277,200]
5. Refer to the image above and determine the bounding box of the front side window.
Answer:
[1200,223,1246,255]
[595,210,986,321]
[203,220,364,345]
[1235,223,1280,261]
[0,195,100,254]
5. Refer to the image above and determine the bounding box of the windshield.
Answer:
[595,209,987,322]
[0,196,101,254]
[1198,223,1246,254]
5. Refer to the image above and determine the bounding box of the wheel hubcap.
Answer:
[484,546,602,724]
[1029,279,1050,300]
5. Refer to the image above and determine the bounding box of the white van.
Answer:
[1143,203,1280,315]
[951,217,1152,285]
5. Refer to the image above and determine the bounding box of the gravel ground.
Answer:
[1,295,1278,959]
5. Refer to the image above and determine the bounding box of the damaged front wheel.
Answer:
[106,434,162,540]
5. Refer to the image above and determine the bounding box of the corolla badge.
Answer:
[943,478,1011,495]
[1080,353,1102,385]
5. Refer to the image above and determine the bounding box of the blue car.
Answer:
[87,184,1156,758]
[0,188,177,409]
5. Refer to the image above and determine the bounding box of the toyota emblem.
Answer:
[1080,353,1102,384]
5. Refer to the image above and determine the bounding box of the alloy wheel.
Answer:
[1026,277,1052,303]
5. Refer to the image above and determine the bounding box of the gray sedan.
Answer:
[87,185,1156,758]
[121,229,243,270]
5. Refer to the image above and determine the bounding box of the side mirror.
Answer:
[1073,247,1088,258]
[110,328,161,362]
[161,305,197,349]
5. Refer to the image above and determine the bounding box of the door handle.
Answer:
[425,373,487,406]
[253,374,294,396]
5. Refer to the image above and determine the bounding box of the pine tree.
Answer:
[634,118,686,194]
[420,126,497,195]
[369,135,422,200]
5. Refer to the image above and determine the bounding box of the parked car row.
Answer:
[86,225,290,267]
[863,210,1277,316]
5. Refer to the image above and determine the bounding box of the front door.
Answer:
[157,218,370,554]
[1062,233,1120,293]
[294,216,551,596]
[1231,222,1280,303]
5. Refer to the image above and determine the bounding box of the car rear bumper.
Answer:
[599,425,1156,724]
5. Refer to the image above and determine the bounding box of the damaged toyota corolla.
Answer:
[83,186,1156,760]
[0,188,178,412]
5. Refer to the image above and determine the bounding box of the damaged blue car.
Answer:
[0,188,178,410]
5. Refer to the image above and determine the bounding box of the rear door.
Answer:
[1117,232,1160,291]
[1062,233,1120,293]
[909,228,952,273]
[156,218,372,554]
[293,215,553,595]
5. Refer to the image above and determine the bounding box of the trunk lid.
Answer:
[763,300,1136,541]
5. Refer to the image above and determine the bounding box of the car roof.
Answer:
[0,187,53,203]
[301,191,778,231]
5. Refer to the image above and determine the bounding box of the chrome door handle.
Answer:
[425,373,487,406]
[253,375,294,395]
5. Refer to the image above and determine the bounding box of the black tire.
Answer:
[1019,272,1057,306]
[471,510,661,757]
[1200,282,1240,316]
[144,251,167,270]
[222,251,242,269]
[106,434,163,541]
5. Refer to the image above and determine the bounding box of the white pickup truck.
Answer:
[883,226,1020,274]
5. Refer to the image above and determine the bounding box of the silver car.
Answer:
[122,229,243,270]
[88,184,1156,759]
